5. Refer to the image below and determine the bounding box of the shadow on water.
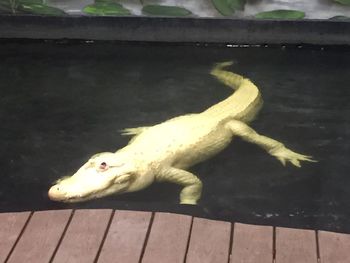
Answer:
[0,41,349,233]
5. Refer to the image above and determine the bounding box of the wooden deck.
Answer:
[1,209,350,263]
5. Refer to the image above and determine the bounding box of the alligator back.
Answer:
[203,62,263,123]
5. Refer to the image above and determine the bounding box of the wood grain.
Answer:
[186,217,231,263]
[142,212,192,263]
[3,209,350,263]
[0,211,31,263]
[97,210,152,263]
[51,209,113,263]
[231,223,273,263]
[318,230,350,263]
[275,227,317,263]
[7,210,72,263]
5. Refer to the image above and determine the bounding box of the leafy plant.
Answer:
[255,9,305,19]
[142,5,192,17]
[17,3,66,15]
[329,15,350,20]
[334,0,350,5]
[211,0,246,16]
[83,3,131,16]
[0,0,13,13]
[0,0,65,15]
[83,0,131,16]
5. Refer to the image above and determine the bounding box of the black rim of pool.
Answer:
[0,15,350,45]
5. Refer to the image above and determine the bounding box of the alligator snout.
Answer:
[48,185,66,201]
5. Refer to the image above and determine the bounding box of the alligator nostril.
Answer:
[48,185,63,201]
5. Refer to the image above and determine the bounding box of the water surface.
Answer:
[0,42,349,233]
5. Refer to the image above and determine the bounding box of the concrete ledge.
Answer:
[0,15,350,45]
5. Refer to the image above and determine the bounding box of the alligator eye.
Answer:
[99,162,107,170]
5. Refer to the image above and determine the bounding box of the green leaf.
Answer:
[17,3,66,15]
[142,5,192,16]
[329,15,350,20]
[0,0,44,14]
[334,0,350,5]
[95,0,119,4]
[83,3,131,16]
[18,0,43,4]
[211,0,233,16]
[0,0,12,13]
[228,0,246,11]
[255,9,305,19]
[212,0,245,16]
[0,0,11,7]
[212,0,246,16]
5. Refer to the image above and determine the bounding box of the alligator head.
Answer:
[48,152,136,202]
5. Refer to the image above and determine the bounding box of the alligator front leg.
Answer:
[120,127,149,136]
[226,120,316,167]
[156,167,202,205]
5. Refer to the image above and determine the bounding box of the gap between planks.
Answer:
[138,212,155,263]
[4,210,350,263]
[4,212,33,263]
[49,210,75,263]
[93,210,116,263]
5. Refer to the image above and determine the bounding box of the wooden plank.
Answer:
[231,223,273,263]
[142,212,192,263]
[97,210,152,263]
[0,211,31,263]
[318,230,350,263]
[275,227,317,263]
[186,217,231,263]
[52,209,113,263]
[7,210,72,263]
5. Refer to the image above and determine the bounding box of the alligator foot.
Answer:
[180,199,198,205]
[269,147,316,168]
[226,120,316,168]
[156,167,202,205]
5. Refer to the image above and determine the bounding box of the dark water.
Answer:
[0,42,349,233]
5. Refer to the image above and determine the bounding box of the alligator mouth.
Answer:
[48,183,125,203]
[49,191,100,203]
[48,185,101,203]
[61,195,96,203]
[48,173,130,203]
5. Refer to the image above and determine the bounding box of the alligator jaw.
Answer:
[48,185,95,202]
[48,173,132,203]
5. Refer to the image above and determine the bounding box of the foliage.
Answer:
[334,0,350,5]
[142,5,192,17]
[0,0,12,13]
[255,9,305,19]
[211,0,246,16]
[0,0,314,18]
[17,3,66,15]
[329,15,350,20]
[83,2,131,16]
[0,0,65,15]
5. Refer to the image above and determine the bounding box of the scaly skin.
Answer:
[48,62,315,204]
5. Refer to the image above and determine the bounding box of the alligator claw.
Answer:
[272,147,317,168]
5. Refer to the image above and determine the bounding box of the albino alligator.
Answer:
[48,62,315,205]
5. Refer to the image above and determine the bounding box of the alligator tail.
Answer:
[210,61,244,91]
[204,61,262,122]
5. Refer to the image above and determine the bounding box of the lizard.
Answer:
[48,61,315,205]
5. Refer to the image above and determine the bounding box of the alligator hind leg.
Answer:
[156,167,202,205]
[226,120,316,167]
